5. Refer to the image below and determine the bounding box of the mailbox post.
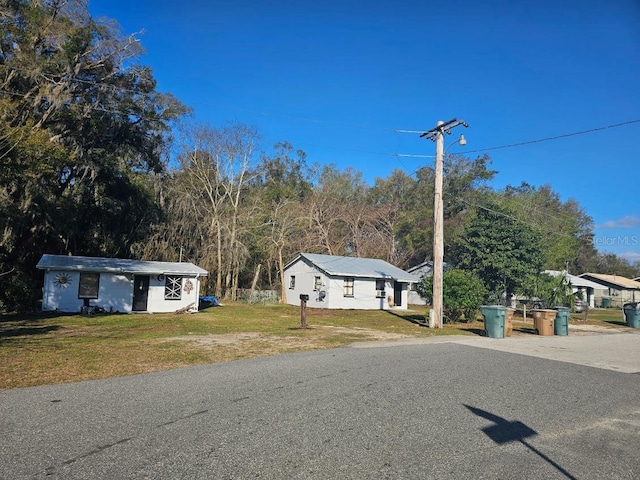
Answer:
[299,294,309,328]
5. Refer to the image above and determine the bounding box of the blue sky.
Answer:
[88,0,640,264]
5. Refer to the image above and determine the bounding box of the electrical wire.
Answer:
[446,193,584,240]
[460,119,640,154]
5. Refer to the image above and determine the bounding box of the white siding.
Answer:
[284,257,408,310]
[324,276,390,310]
[100,273,134,312]
[42,270,82,312]
[147,275,201,313]
[42,270,132,313]
[42,270,201,313]
[285,258,327,307]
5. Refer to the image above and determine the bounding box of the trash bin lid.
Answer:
[480,305,507,310]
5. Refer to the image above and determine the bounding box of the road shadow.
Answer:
[516,326,537,335]
[460,327,486,336]
[464,404,577,479]
[603,319,627,327]
[385,310,428,327]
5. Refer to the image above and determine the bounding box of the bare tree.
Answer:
[171,122,259,299]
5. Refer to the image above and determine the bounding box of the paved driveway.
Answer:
[354,326,640,373]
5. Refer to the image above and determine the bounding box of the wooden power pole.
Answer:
[420,118,468,328]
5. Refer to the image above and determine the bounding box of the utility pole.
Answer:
[421,118,468,328]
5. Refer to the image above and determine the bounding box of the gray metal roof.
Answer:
[407,260,452,277]
[544,270,607,290]
[289,253,419,283]
[37,254,208,276]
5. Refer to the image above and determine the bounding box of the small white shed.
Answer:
[284,253,419,310]
[37,254,208,314]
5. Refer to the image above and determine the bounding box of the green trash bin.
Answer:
[623,303,640,328]
[602,298,611,308]
[480,305,507,338]
[553,307,570,335]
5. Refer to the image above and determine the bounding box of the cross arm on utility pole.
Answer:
[420,118,469,141]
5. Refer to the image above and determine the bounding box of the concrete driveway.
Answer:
[353,324,640,373]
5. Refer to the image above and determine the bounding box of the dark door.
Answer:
[394,282,403,307]
[133,275,150,312]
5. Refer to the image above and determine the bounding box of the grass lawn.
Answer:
[0,304,629,390]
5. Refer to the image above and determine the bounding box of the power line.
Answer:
[493,194,585,227]
[447,193,582,241]
[461,119,640,154]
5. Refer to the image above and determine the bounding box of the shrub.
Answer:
[417,269,487,323]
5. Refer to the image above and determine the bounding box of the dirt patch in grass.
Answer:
[161,325,412,352]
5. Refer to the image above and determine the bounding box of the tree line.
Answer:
[1,1,638,311]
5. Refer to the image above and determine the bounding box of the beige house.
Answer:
[578,273,640,308]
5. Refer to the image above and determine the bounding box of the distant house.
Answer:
[578,273,640,308]
[283,253,419,310]
[37,254,208,314]
[407,261,435,279]
[406,261,452,305]
[545,270,607,308]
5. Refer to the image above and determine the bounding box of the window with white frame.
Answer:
[343,277,354,297]
[165,276,182,300]
[289,275,296,289]
[375,279,386,298]
[314,276,322,291]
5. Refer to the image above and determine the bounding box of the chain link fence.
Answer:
[236,289,280,305]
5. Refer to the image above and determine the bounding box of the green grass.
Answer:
[0,304,435,389]
[578,308,626,326]
[0,304,630,390]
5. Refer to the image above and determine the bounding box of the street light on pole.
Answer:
[420,118,469,328]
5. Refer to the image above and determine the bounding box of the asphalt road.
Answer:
[2,331,640,479]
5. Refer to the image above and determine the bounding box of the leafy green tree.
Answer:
[0,1,187,310]
[394,154,496,268]
[449,199,545,302]
[417,269,486,323]
[500,183,593,271]
[591,252,640,279]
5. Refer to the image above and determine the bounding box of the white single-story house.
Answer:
[284,253,420,310]
[545,270,607,308]
[37,254,208,314]
[579,273,640,308]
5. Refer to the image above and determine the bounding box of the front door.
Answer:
[132,275,150,312]
[394,282,403,307]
